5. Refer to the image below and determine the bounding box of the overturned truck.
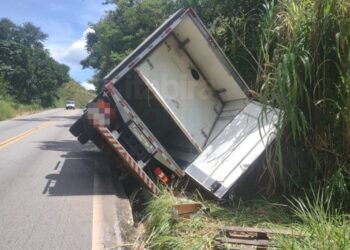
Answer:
[70,8,280,199]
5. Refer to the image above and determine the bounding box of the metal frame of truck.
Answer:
[70,8,280,199]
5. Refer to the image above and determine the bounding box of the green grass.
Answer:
[0,99,42,121]
[142,190,293,249]
[277,189,350,249]
[141,189,350,250]
[0,99,15,120]
[54,81,95,108]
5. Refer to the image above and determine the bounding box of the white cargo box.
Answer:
[104,8,280,198]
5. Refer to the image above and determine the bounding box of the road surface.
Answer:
[0,109,132,250]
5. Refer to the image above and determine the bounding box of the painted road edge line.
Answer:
[92,170,104,250]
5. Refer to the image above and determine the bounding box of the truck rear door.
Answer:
[185,102,280,199]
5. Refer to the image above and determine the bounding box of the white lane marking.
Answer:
[92,171,104,250]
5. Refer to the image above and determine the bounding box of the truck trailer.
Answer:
[70,8,280,199]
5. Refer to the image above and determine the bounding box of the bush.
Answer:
[0,99,42,121]
[0,99,15,120]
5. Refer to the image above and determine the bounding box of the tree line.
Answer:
[83,0,350,207]
[0,18,70,107]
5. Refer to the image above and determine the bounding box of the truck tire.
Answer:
[77,132,90,144]
[69,118,84,137]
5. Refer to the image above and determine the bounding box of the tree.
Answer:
[81,0,263,91]
[0,18,70,107]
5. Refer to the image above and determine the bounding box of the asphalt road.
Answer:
[0,109,131,250]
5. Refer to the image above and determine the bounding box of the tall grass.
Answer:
[0,99,16,120]
[277,188,350,249]
[0,99,41,121]
[253,0,350,201]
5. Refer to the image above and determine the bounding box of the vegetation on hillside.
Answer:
[0,18,95,120]
[0,80,94,121]
[0,18,70,108]
[55,81,95,108]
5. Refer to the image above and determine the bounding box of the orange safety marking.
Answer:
[98,100,105,109]
[96,126,160,195]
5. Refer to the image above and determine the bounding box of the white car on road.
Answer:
[65,100,75,110]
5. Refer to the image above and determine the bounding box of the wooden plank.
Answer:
[214,242,257,250]
[216,237,273,247]
[173,203,203,214]
[221,226,297,236]
[226,232,268,240]
[172,203,206,220]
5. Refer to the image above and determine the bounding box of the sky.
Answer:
[0,0,115,90]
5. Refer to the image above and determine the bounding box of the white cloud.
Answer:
[60,39,87,64]
[48,28,94,66]
[81,81,96,91]
[62,28,95,64]
[46,28,95,82]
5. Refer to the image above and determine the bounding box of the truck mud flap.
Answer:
[69,117,84,137]
[96,126,160,195]
[185,102,280,199]
[77,132,89,145]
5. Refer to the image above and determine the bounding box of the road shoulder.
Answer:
[93,158,134,250]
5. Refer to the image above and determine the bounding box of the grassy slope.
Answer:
[55,81,95,108]
[0,81,95,121]
[0,99,41,121]
[142,190,350,250]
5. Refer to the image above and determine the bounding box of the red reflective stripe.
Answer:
[127,57,140,68]
[96,126,160,195]
[165,27,172,34]
[128,63,134,68]
[188,9,196,18]
[105,81,114,92]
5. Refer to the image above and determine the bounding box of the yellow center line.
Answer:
[0,121,54,149]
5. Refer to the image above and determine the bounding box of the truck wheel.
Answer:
[69,118,84,137]
[77,132,90,144]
